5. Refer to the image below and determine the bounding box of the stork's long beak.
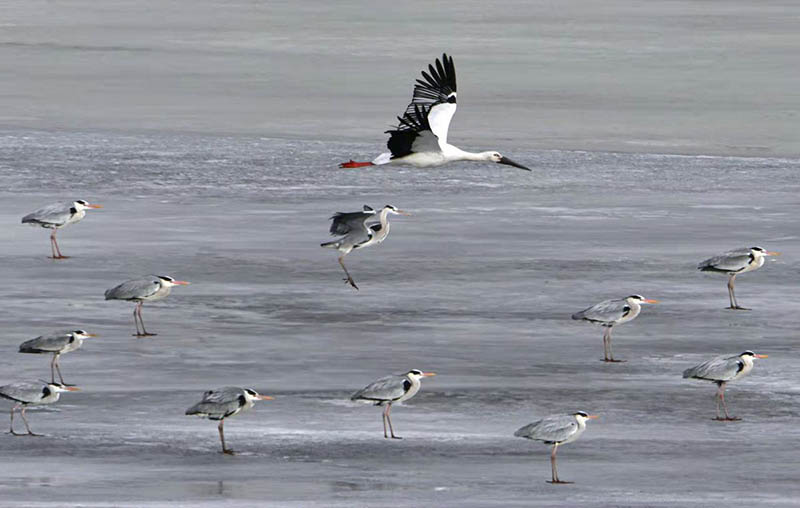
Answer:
[173,281,190,285]
[65,386,80,391]
[766,251,781,256]
[588,415,600,419]
[88,204,103,209]
[422,372,437,377]
[257,395,274,400]
[756,354,768,359]
[498,156,531,171]
[643,299,660,304]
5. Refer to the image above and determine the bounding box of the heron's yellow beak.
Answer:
[173,280,190,285]
[422,372,437,377]
[398,210,412,216]
[257,395,274,400]
[756,354,768,359]
[88,204,103,209]
[65,386,80,391]
[766,251,781,256]
[643,299,659,304]
[588,415,600,419]
[85,333,98,338]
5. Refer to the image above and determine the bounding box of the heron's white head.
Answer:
[406,369,436,381]
[70,329,97,340]
[750,246,780,257]
[740,350,768,361]
[626,295,659,305]
[573,411,599,424]
[382,205,411,216]
[74,199,103,211]
[243,388,274,403]
[157,275,190,287]
[482,152,531,171]
[47,383,80,393]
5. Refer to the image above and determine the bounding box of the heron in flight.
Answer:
[18,329,97,385]
[514,411,598,484]
[104,275,190,336]
[698,246,779,310]
[571,295,659,362]
[0,381,79,436]
[339,54,530,171]
[185,387,273,454]
[351,369,435,439]
[21,199,102,259]
[321,205,409,290]
[683,350,767,421]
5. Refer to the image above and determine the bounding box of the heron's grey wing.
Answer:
[572,299,629,323]
[21,202,74,226]
[698,248,753,272]
[185,387,246,418]
[514,414,578,443]
[19,333,71,353]
[351,375,409,402]
[0,382,46,403]
[104,277,161,300]
[683,355,743,381]
[329,210,374,236]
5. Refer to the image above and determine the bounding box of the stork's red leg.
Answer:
[339,160,374,169]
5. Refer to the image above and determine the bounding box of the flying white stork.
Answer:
[339,54,530,171]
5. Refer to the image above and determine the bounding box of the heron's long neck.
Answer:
[379,209,391,227]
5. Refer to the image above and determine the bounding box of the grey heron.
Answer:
[571,295,659,362]
[682,350,767,421]
[18,330,97,385]
[0,381,79,436]
[321,205,409,290]
[185,387,273,454]
[698,246,780,310]
[104,275,190,336]
[350,369,435,439]
[514,411,598,484]
[339,54,530,171]
[21,199,102,259]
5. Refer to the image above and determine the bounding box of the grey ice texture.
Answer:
[1,1,800,507]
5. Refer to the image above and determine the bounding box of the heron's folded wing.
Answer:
[351,375,408,401]
[22,202,73,226]
[682,355,742,380]
[186,387,245,417]
[0,382,46,403]
[698,248,753,271]
[104,278,161,300]
[515,414,578,443]
[572,299,629,323]
[19,333,71,353]
[329,210,374,236]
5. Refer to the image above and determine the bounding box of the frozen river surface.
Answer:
[0,130,799,506]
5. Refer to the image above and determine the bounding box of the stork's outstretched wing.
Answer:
[385,54,457,158]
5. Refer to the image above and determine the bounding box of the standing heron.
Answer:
[104,275,190,336]
[0,381,79,436]
[185,387,273,454]
[21,199,102,259]
[698,246,780,310]
[571,295,659,362]
[514,411,598,484]
[321,205,409,290]
[339,54,530,171]
[350,369,435,439]
[682,350,767,421]
[18,329,97,385]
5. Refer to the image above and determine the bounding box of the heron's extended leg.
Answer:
[601,328,609,361]
[53,354,70,385]
[385,403,401,439]
[714,382,740,421]
[547,443,572,484]
[219,420,234,454]
[728,274,749,310]
[338,256,359,290]
[381,405,388,438]
[603,327,625,363]
[19,407,41,436]
[49,354,57,384]
[50,230,68,259]
[8,404,20,435]
[134,302,157,337]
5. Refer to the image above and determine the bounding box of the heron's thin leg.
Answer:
[386,403,401,439]
[51,230,68,259]
[338,256,359,290]
[602,327,624,362]
[728,274,749,310]
[219,419,234,454]
[135,303,156,337]
[54,355,68,385]
[50,354,57,384]
[551,444,558,482]
[715,383,722,419]
[20,407,41,436]
[132,303,142,336]
[382,406,388,438]
[8,404,20,435]
[727,274,735,308]
[601,328,609,361]
[49,232,58,259]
